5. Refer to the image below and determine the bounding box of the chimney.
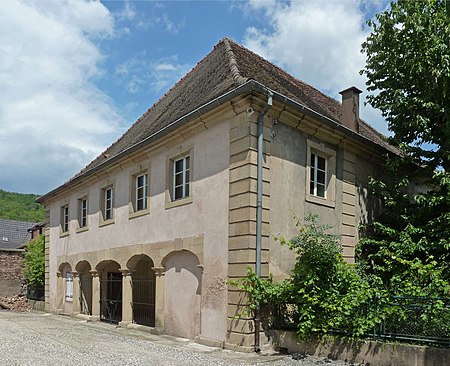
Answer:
[339,86,362,132]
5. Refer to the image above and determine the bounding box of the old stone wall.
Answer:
[0,250,25,297]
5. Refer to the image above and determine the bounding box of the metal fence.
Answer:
[272,296,450,346]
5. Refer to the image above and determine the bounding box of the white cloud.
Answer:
[0,0,124,194]
[242,0,389,134]
[114,54,190,94]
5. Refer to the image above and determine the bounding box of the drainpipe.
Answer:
[254,90,273,352]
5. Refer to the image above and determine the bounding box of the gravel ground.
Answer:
[0,311,362,366]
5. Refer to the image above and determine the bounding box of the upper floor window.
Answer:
[78,197,88,228]
[306,140,336,208]
[103,186,113,221]
[173,156,190,200]
[61,205,69,233]
[310,153,327,198]
[135,173,148,211]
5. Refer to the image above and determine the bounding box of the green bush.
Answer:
[234,215,377,340]
[23,235,45,286]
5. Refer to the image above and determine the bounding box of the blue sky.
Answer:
[0,0,389,195]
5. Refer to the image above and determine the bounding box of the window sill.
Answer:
[59,232,70,238]
[99,219,115,228]
[165,196,193,209]
[76,226,89,234]
[305,194,335,208]
[129,208,150,220]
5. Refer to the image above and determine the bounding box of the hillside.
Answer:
[0,189,45,222]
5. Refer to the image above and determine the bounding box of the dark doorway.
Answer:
[100,272,122,324]
[131,257,156,327]
[79,274,92,315]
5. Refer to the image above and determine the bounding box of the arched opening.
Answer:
[127,254,156,327]
[75,261,92,315]
[96,260,122,324]
[58,262,73,314]
[162,250,202,339]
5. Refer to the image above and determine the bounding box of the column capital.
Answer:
[71,271,79,277]
[89,270,100,278]
[151,266,165,276]
[56,271,62,278]
[119,268,133,276]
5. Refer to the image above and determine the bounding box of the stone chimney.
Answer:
[339,86,362,132]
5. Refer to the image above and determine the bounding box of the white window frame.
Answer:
[306,140,336,208]
[61,205,69,233]
[310,153,328,198]
[135,173,148,211]
[65,272,73,301]
[104,186,113,221]
[173,155,190,201]
[78,197,88,228]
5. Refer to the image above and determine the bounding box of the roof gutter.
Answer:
[37,80,390,204]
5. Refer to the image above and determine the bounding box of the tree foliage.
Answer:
[0,189,45,222]
[358,0,450,297]
[23,234,45,286]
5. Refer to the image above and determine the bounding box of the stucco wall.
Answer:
[46,115,232,343]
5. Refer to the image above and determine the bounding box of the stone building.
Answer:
[37,38,395,350]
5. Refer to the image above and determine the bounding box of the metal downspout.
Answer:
[255,91,273,352]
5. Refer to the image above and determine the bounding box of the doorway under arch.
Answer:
[75,260,92,315]
[127,254,156,327]
[96,260,122,324]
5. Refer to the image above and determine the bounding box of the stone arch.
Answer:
[127,254,156,327]
[95,260,122,324]
[162,250,202,338]
[58,262,73,314]
[75,261,92,315]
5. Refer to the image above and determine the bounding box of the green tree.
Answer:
[23,235,45,286]
[0,189,45,222]
[358,0,450,296]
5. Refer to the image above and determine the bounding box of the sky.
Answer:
[0,0,389,195]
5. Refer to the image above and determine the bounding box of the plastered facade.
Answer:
[44,94,383,351]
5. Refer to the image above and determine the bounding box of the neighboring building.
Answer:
[0,218,38,298]
[0,218,37,249]
[37,38,395,350]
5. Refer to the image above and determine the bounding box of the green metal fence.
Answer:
[272,296,450,346]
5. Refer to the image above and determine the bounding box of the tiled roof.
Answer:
[0,218,37,249]
[41,37,395,200]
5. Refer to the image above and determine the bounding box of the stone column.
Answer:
[71,271,80,315]
[56,271,64,313]
[90,270,100,321]
[152,266,165,330]
[119,269,133,327]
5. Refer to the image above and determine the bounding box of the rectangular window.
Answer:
[65,272,73,301]
[173,156,190,200]
[104,187,113,221]
[61,205,69,233]
[135,173,148,211]
[78,197,88,228]
[310,153,327,198]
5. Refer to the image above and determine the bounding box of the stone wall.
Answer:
[0,249,25,297]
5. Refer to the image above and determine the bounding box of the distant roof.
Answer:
[39,37,395,203]
[0,218,37,249]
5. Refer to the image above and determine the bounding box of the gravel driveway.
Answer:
[0,310,360,366]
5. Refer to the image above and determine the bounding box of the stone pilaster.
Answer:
[89,270,100,321]
[152,266,165,329]
[226,104,271,351]
[119,269,133,327]
[341,149,357,263]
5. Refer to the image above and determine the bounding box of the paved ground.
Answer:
[0,311,360,366]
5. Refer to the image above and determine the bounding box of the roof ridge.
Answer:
[221,37,248,85]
